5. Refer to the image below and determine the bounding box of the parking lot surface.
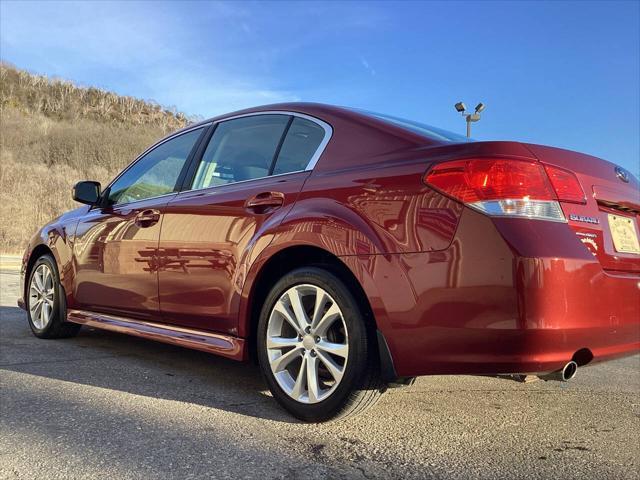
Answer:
[1,264,639,479]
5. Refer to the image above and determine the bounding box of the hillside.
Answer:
[0,64,193,252]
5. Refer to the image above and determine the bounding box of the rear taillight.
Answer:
[543,164,586,204]
[424,158,583,221]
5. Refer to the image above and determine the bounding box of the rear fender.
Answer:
[236,201,388,339]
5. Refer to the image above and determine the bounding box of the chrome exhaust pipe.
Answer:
[540,361,578,382]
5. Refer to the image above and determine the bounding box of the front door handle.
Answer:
[135,209,160,227]
[245,192,285,214]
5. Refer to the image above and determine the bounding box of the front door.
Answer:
[157,113,329,334]
[72,126,207,319]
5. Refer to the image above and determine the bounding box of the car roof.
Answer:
[185,102,354,127]
[168,102,459,172]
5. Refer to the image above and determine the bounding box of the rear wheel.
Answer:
[257,267,383,422]
[27,255,81,339]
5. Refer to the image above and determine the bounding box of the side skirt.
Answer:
[67,309,246,361]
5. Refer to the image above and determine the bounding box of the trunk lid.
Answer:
[525,143,640,273]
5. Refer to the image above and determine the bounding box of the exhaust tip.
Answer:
[561,361,578,381]
[539,361,579,382]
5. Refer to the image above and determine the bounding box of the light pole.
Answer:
[455,102,485,138]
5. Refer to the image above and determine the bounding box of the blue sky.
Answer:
[1,0,639,176]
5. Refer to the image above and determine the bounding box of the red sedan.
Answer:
[18,103,640,421]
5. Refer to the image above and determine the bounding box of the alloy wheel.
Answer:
[29,264,55,329]
[266,284,349,404]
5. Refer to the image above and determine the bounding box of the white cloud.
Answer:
[360,57,376,76]
[1,0,388,117]
[0,1,300,116]
[146,68,300,117]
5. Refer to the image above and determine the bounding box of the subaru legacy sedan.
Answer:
[19,103,640,421]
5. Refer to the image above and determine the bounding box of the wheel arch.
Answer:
[242,246,376,358]
[24,244,56,299]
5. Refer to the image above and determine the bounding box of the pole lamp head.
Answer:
[475,102,485,114]
[454,102,466,113]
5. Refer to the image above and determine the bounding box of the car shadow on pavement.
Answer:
[0,306,299,424]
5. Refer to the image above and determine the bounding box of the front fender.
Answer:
[20,206,88,308]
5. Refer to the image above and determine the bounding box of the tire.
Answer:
[26,254,81,339]
[257,267,384,422]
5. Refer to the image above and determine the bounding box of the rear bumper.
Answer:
[404,260,640,377]
[345,208,640,378]
[391,268,639,376]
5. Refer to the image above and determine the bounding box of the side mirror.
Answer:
[73,181,101,205]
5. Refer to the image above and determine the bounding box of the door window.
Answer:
[108,128,204,205]
[191,115,289,190]
[272,117,326,175]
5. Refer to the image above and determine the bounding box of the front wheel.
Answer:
[26,254,81,339]
[257,267,383,422]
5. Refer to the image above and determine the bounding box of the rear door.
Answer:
[157,114,330,333]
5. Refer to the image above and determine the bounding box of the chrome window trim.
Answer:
[101,123,211,208]
[183,111,332,194]
[100,110,332,206]
[209,110,333,172]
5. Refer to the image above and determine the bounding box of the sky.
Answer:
[1,0,639,176]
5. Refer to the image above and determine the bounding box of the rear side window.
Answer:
[272,117,325,175]
[108,128,204,205]
[192,115,289,189]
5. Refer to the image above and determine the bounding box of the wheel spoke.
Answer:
[31,299,42,322]
[316,349,344,382]
[40,302,48,325]
[310,288,329,329]
[290,356,307,401]
[306,354,320,403]
[313,303,340,336]
[43,267,52,290]
[288,287,310,331]
[267,336,299,350]
[34,269,44,291]
[273,301,303,335]
[316,340,348,359]
[271,347,303,372]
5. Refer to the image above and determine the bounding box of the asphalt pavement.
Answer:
[1,261,639,479]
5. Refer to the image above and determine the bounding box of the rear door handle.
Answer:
[135,209,160,227]
[245,192,285,213]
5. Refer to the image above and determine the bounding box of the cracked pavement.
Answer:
[1,266,639,479]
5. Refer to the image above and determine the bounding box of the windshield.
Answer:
[355,109,470,143]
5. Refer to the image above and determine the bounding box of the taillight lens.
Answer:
[424,158,581,221]
[543,164,586,203]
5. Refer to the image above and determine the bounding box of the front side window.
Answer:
[272,117,325,175]
[191,115,289,190]
[108,128,204,205]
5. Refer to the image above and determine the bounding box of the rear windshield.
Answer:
[356,109,470,143]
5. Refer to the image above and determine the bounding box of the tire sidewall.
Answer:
[257,267,371,421]
[26,255,62,336]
